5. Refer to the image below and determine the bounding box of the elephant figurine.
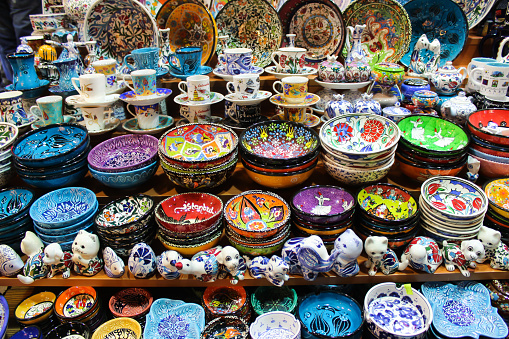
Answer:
[175,247,221,282]
[245,255,289,287]
[216,246,246,284]
[157,250,183,280]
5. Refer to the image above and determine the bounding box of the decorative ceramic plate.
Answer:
[343,0,411,67]
[292,186,354,218]
[314,78,371,90]
[0,123,18,150]
[213,66,265,81]
[453,0,496,28]
[63,294,95,317]
[421,281,508,339]
[368,296,425,336]
[225,91,272,106]
[122,116,174,135]
[84,0,159,65]
[156,1,217,65]
[401,0,468,67]
[271,113,320,128]
[279,0,346,63]
[358,183,418,222]
[264,66,318,79]
[96,195,154,229]
[269,94,320,108]
[215,0,283,67]
[119,88,172,106]
[0,188,34,221]
[109,288,153,318]
[173,92,224,106]
[0,295,8,339]
[484,178,509,211]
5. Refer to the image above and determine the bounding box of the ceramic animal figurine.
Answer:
[103,247,125,278]
[245,255,290,287]
[0,244,23,277]
[216,246,247,284]
[71,230,103,277]
[174,247,221,282]
[477,226,509,270]
[17,231,49,284]
[442,239,485,277]
[128,243,157,279]
[281,235,337,281]
[43,243,73,279]
[157,250,183,280]
[409,34,441,77]
[331,229,363,277]
[401,236,443,274]
[364,236,408,276]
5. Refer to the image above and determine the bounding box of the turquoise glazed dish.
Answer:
[251,286,298,316]
[18,165,88,190]
[88,161,158,189]
[34,201,98,235]
[0,187,34,223]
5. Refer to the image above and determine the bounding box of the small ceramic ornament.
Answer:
[16,38,33,54]
[354,93,381,115]
[440,92,477,125]
[175,246,221,282]
[128,243,157,279]
[331,229,363,277]
[245,255,289,287]
[43,243,73,279]
[216,246,247,284]
[325,94,353,120]
[408,34,441,78]
[103,247,125,278]
[318,56,345,83]
[0,244,23,277]
[466,155,480,183]
[401,236,443,274]
[17,231,49,284]
[157,250,183,280]
[430,61,467,95]
[364,236,408,276]
[477,226,509,270]
[442,239,485,277]
[71,230,103,277]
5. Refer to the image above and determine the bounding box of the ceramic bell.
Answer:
[354,93,381,115]
[103,247,125,278]
[0,244,24,277]
[430,61,467,95]
[315,88,339,111]
[331,229,363,277]
[17,231,49,284]
[174,246,221,282]
[43,243,73,279]
[71,230,103,277]
[477,226,509,270]
[442,239,485,277]
[382,102,411,123]
[246,255,290,287]
[401,236,443,274]
[364,236,408,276]
[128,243,157,279]
[157,250,183,280]
[408,34,441,78]
[216,246,247,284]
[318,56,345,83]
[440,92,477,125]
[325,94,353,119]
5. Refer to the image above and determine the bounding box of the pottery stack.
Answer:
[0,187,35,253]
[108,288,153,330]
[0,122,18,188]
[202,286,251,323]
[483,178,509,243]
[15,291,58,336]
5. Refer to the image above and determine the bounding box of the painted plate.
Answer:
[0,295,8,339]
[156,0,217,66]
[453,0,496,28]
[401,0,468,67]
[279,0,346,63]
[343,0,411,67]
[215,0,283,67]
[84,0,159,65]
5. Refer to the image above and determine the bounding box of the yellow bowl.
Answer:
[158,229,223,257]
[484,178,509,219]
[91,318,141,339]
[491,203,509,219]
[244,163,316,189]
[15,291,56,325]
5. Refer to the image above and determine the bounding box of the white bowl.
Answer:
[323,155,395,186]
[250,311,300,339]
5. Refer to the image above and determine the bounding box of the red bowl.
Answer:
[396,152,465,182]
[470,135,509,158]
[467,109,509,146]
[470,153,509,178]
[202,286,248,317]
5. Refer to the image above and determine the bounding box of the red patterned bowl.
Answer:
[467,109,509,146]
[470,153,509,178]
[202,286,248,318]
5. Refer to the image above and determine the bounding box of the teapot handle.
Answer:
[497,36,509,62]
[457,67,467,81]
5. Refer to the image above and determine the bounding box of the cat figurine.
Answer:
[72,230,103,277]
[442,239,485,277]
[17,231,49,284]
[332,229,363,277]
[364,236,408,276]
[245,255,289,287]
[477,225,509,270]
[43,243,73,279]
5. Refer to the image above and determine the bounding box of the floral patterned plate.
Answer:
[0,295,8,339]
[95,195,154,229]
[368,296,425,336]
[357,183,418,222]
[0,123,18,151]
[278,0,346,63]
[264,66,318,79]
[54,286,97,319]
[269,94,320,108]
[0,187,34,222]
[84,0,159,65]
[453,0,496,28]
[215,0,283,67]
[271,112,320,128]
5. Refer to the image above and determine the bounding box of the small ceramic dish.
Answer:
[203,286,247,318]
[10,326,42,339]
[484,178,509,219]
[201,316,249,339]
[395,152,466,182]
[251,286,297,316]
[88,161,158,189]
[46,322,90,339]
[250,311,301,339]
[0,122,18,151]
[91,318,142,339]
[109,288,153,319]
[467,109,509,146]
[54,286,98,321]
[0,187,35,223]
[243,161,317,189]
[158,228,223,257]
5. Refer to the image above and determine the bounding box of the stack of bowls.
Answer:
[158,123,238,190]
[11,123,89,189]
[289,185,356,248]
[109,288,153,330]
[396,115,469,182]
[320,114,399,186]
[202,286,251,323]
[88,134,159,189]
[483,178,509,243]
[29,187,98,251]
[94,195,156,258]
[15,291,58,336]
[467,109,509,178]
[0,187,35,252]
[224,190,291,256]
[419,176,488,242]
[239,121,320,189]
[355,183,420,251]
[0,141,15,188]
[155,192,223,257]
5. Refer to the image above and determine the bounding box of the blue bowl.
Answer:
[35,222,93,243]
[34,201,99,235]
[29,187,97,228]
[0,214,31,235]
[0,220,32,241]
[88,160,158,189]
[10,325,42,339]
[41,237,73,251]
[18,164,88,190]
[0,187,35,224]
[14,146,89,177]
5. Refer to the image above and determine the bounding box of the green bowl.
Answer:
[251,286,298,316]
[227,232,289,256]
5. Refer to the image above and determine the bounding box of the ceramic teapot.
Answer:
[440,92,477,125]
[430,61,467,95]
[318,56,345,83]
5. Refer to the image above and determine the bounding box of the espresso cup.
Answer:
[127,103,160,129]
[218,48,253,75]
[273,76,309,104]
[92,59,117,92]
[72,73,106,102]
[30,95,63,125]
[225,100,262,124]
[178,75,210,102]
[271,47,306,73]
[126,69,157,97]
[123,47,160,71]
[470,62,509,100]
[284,107,314,124]
[179,105,212,123]
[226,74,260,100]
[169,46,202,75]
[81,106,114,131]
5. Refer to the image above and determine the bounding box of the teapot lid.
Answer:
[320,55,343,67]
[438,61,458,72]
[449,91,474,104]
[382,102,411,116]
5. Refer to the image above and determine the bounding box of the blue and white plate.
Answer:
[170,66,213,80]
[119,88,172,106]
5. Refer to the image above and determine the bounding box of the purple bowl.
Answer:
[290,185,356,224]
[87,134,158,173]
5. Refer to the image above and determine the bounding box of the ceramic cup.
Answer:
[225,100,262,124]
[126,69,157,97]
[466,57,496,93]
[179,105,212,123]
[470,62,509,100]
[226,74,260,100]
[127,103,160,129]
[92,59,117,92]
[283,107,314,124]
[218,48,253,75]
[169,46,202,75]
[30,95,63,125]
[178,75,210,102]
[81,106,115,131]
[273,76,308,104]
[0,91,28,125]
[71,73,106,102]
[124,47,160,71]
[271,47,306,74]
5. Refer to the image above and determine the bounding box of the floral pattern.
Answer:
[368,296,425,335]
[96,195,154,228]
[0,188,33,220]
[63,294,94,317]
[484,179,509,211]
[452,0,496,28]
[358,184,417,221]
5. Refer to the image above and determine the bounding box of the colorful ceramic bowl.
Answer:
[158,218,222,246]
[14,145,89,176]
[228,229,289,256]
[54,286,98,321]
[109,288,153,319]
[0,122,18,151]
[34,202,98,236]
[411,90,438,108]
[243,161,317,189]
[203,286,247,318]
[91,318,142,339]
[201,316,249,339]
[157,229,223,257]
[0,295,8,339]
[484,178,509,219]
[470,134,509,158]
[15,292,55,325]
[157,214,222,240]
[323,155,395,186]
[250,311,301,339]
[241,150,319,172]
[293,219,353,237]
[469,147,509,164]
[46,322,90,339]
[321,145,395,168]
[395,152,466,182]
[470,153,509,178]
[467,109,509,146]
[397,141,465,164]
[251,286,298,316]
[19,163,89,190]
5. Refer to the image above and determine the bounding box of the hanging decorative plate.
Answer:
[452,0,496,28]
[401,0,468,67]
[209,0,227,17]
[84,0,159,66]
[215,0,283,67]
[156,0,217,66]
[279,0,346,63]
[343,0,411,67]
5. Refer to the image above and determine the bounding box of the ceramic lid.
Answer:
[373,62,404,72]
[403,78,428,87]
[438,61,459,73]
[413,90,438,99]
[320,55,344,68]
[447,92,475,105]
[382,102,411,116]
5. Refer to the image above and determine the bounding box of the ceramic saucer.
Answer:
[220,115,268,131]
[78,118,121,136]
[6,80,50,99]
[66,94,120,107]
[118,67,169,80]
[106,81,128,95]
[320,115,329,123]
[313,106,325,115]
[176,116,223,126]
[224,91,272,106]
[169,66,213,80]
[212,66,264,81]
[119,88,172,106]
[271,113,320,128]
[48,85,78,95]
[313,78,371,90]
[122,115,174,134]
[269,93,320,108]
[31,115,76,129]
[264,66,318,79]
[174,92,224,106]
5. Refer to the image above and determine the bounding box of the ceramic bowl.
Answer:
[250,311,301,339]
[251,286,298,316]
[395,152,465,182]
[320,114,400,160]
[91,318,142,339]
[34,202,98,235]
[239,120,320,166]
[321,145,395,168]
[469,147,509,164]
[158,123,238,169]
[18,164,88,189]
[293,219,352,237]
[158,229,223,256]
[11,326,42,339]
[88,161,158,189]
[484,178,509,219]
[15,291,56,326]
[226,222,290,245]
[201,316,249,339]
[397,141,465,164]
[0,122,18,151]
[467,109,509,146]
[202,286,247,318]
[297,291,363,339]
[240,152,319,173]
[243,161,317,189]
[470,134,509,158]
[109,288,153,319]
[29,13,67,31]
[157,214,222,240]
[35,222,93,244]
[14,145,89,176]
[54,286,98,321]
[224,190,290,239]
[0,187,35,223]
[29,187,97,228]
[46,322,90,339]
[88,134,158,173]
[158,219,222,246]
[228,230,289,256]
[470,153,509,178]
[323,155,395,186]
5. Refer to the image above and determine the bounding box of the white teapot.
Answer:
[440,92,477,125]
[430,61,467,95]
